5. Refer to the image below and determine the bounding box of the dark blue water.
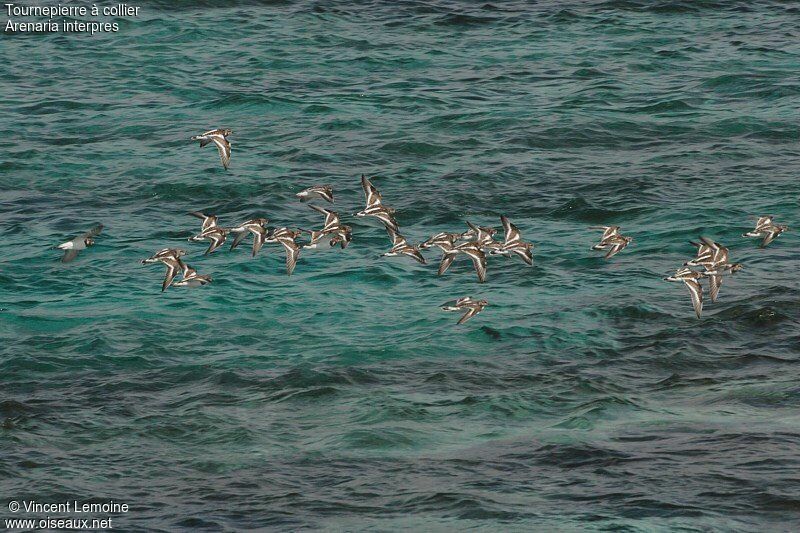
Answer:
[2,1,799,530]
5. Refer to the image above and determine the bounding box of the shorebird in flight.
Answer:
[590,225,632,259]
[189,226,229,255]
[141,248,187,292]
[355,174,399,232]
[420,232,460,251]
[191,128,232,170]
[686,237,742,302]
[382,228,426,264]
[229,218,269,257]
[493,216,533,265]
[664,267,705,318]
[188,211,219,233]
[56,224,103,263]
[743,215,788,247]
[441,296,488,325]
[266,228,302,275]
[304,205,351,249]
[439,241,488,283]
[462,222,497,246]
[296,185,334,204]
[172,263,212,288]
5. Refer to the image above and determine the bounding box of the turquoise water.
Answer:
[2,1,799,530]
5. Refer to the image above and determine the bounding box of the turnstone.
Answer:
[664,267,705,318]
[590,225,621,243]
[685,238,742,272]
[354,204,399,232]
[686,237,742,303]
[591,226,632,259]
[296,185,334,204]
[56,224,103,263]
[355,174,399,231]
[743,216,788,247]
[172,264,212,288]
[360,174,384,209]
[189,226,230,255]
[229,218,269,257]
[493,216,533,265]
[309,204,342,234]
[190,128,232,170]
[141,248,187,292]
[420,232,460,250]
[382,228,426,264]
[441,296,488,325]
[461,222,497,245]
[304,205,349,249]
[328,225,353,249]
[439,241,487,283]
[266,227,302,275]
[188,211,219,232]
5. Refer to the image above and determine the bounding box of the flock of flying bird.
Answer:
[53,129,789,324]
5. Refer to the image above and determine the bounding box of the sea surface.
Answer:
[2,1,799,530]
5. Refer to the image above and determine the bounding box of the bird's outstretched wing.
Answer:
[61,249,79,263]
[211,136,231,169]
[685,279,703,318]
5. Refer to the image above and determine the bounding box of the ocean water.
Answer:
[2,0,799,530]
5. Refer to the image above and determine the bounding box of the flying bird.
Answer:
[296,185,334,204]
[266,228,302,275]
[743,216,788,247]
[229,218,269,257]
[441,296,488,325]
[141,248,187,292]
[664,267,705,318]
[439,241,487,283]
[382,228,426,264]
[190,128,232,170]
[591,225,632,259]
[355,174,398,232]
[56,224,103,263]
[493,216,533,265]
[171,264,212,288]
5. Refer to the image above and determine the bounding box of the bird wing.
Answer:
[604,240,626,259]
[229,229,249,250]
[514,248,533,265]
[761,229,779,247]
[280,240,300,275]
[440,298,462,309]
[698,236,718,251]
[371,210,398,232]
[361,174,383,208]
[211,136,231,169]
[708,273,722,303]
[205,231,226,254]
[685,279,703,318]
[457,307,479,325]
[438,252,456,276]
[189,212,217,231]
[162,261,182,292]
[252,228,267,257]
[591,226,619,242]
[181,265,198,280]
[308,204,340,231]
[407,247,427,264]
[755,216,774,231]
[386,227,408,248]
[463,248,487,283]
[83,224,103,239]
[500,216,521,245]
[61,249,79,263]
